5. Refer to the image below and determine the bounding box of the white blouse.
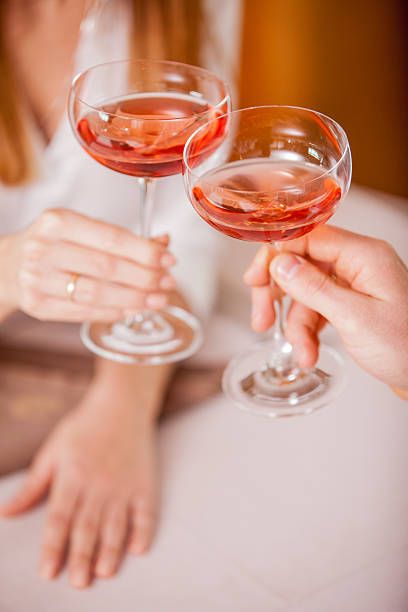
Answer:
[0,0,242,320]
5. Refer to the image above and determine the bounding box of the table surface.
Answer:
[1,185,408,612]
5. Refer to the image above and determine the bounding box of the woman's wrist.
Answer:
[81,359,174,423]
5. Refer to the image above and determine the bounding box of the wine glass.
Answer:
[183,106,352,417]
[68,59,230,364]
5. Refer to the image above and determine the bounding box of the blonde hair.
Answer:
[0,0,203,186]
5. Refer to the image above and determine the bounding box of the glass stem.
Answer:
[266,242,298,377]
[267,296,292,373]
[272,240,286,353]
[125,178,156,327]
[137,177,156,238]
[273,296,286,344]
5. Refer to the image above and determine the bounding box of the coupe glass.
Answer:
[183,106,352,417]
[68,59,230,364]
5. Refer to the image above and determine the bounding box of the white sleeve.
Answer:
[153,176,222,322]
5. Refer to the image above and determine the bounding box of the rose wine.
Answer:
[76,93,227,178]
[190,159,342,242]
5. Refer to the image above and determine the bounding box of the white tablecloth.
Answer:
[1,185,408,611]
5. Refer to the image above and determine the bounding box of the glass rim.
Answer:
[182,104,351,192]
[69,58,230,122]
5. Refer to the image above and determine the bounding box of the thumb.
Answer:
[0,457,52,517]
[270,253,354,326]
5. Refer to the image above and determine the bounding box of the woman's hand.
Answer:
[0,368,163,589]
[244,225,408,391]
[0,208,176,321]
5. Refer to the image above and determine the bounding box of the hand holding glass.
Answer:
[183,106,352,416]
[68,59,229,364]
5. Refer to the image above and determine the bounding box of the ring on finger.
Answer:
[66,273,79,301]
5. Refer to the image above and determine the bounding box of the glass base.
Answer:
[222,340,345,418]
[80,306,203,365]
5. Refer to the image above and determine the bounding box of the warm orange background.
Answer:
[240,0,408,198]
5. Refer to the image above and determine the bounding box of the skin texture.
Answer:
[244,225,408,392]
[0,208,176,320]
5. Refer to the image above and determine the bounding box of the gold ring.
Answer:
[66,273,79,301]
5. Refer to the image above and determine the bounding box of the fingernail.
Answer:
[160,275,176,290]
[155,233,169,245]
[71,568,88,588]
[130,541,145,556]
[96,559,113,577]
[40,560,56,580]
[160,252,176,268]
[272,254,302,280]
[146,294,167,309]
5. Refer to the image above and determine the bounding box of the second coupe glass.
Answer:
[183,106,352,417]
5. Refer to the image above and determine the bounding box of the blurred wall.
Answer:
[240,0,408,198]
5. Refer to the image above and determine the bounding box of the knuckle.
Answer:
[65,460,86,484]
[75,516,99,536]
[376,239,395,258]
[143,269,161,290]
[134,485,154,502]
[340,311,364,338]
[103,506,125,531]
[103,226,123,252]
[96,472,115,490]
[127,290,144,308]
[108,516,124,531]
[36,209,64,235]
[47,511,70,531]
[18,268,38,290]
[79,279,101,305]
[94,253,117,278]
[20,288,43,313]
[138,238,162,266]
[306,272,330,299]
[21,239,46,263]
